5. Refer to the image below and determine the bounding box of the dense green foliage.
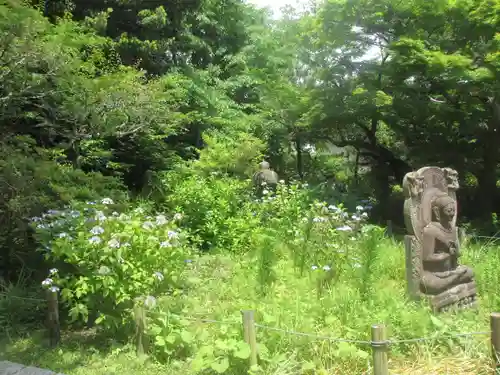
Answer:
[3,0,500,372]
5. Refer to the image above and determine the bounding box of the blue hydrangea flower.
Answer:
[108,239,120,248]
[155,215,168,225]
[142,221,155,230]
[153,271,164,281]
[90,226,104,235]
[70,210,80,218]
[336,225,352,232]
[98,265,111,275]
[89,236,102,244]
[144,295,157,308]
[167,230,178,239]
[95,211,107,222]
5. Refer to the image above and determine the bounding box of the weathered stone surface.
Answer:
[0,361,63,375]
[16,366,56,375]
[0,361,25,375]
[402,166,477,312]
[252,160,279,195]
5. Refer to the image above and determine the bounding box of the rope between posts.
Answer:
[152,312,492,347]
[255,323,371,344]
[182,317,241,325]
[0,294,490,347]
[146,311,241,326]
[254,324,491,346]
[388,331,491,344]
[9,295,489,348]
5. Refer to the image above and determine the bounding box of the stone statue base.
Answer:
[404,235,477,313]
[434,283,478,313]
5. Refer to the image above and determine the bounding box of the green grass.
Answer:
[1,236,499,374]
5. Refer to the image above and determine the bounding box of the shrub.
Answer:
[0,136,127,282]
[32,200,192,333]
[163,172,254,252]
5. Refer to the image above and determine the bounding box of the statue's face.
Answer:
[441,202,455,219]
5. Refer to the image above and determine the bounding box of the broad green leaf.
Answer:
[210,357,230,374]
[233,342,251,359]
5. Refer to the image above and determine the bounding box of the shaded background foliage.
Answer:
[3,0,500,283]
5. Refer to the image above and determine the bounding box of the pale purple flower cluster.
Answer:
[31,199,187,298]
[41,268,60,293]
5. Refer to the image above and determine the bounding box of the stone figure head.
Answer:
[403,171,424,199]
[409,174,424,197]
[260,161,270,170]
[432,193,456,223]
[442,168,459,191]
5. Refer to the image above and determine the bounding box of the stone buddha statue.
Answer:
[252,161,279,196]
[420,193,474,295]
[403,167,477,312]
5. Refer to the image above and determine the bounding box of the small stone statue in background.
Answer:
[402,166,477,312]
[253,161,279,196]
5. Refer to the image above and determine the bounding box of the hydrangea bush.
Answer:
[248,181,374,277]
[31,199,192,330]
[28,179,382,370]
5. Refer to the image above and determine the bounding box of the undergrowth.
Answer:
[0,238,498,374]
[0,182,498,374]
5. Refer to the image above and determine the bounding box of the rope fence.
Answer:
[3,290,500,374]
[134,305,500,375]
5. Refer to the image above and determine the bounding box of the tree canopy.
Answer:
[3,0,500,279]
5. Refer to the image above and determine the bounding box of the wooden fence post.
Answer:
[491,312,500,374]
[134,303,146,356]
[371,324,389,375]
[46,288,60,347]
[241,310,258,368]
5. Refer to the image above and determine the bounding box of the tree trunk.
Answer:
[476,130,499,220]
[354,150,360,185]
[295,137,303,180]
